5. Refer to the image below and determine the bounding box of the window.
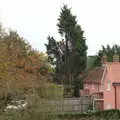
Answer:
[100,84,104,90]
[95,84,98,89]
[85,84,88,89]
[92,84,94,89]
[107,103,112,109]
[107,80,111,91]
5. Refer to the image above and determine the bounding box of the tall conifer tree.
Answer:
[46,5,87,97]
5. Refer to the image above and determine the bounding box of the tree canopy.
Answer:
[0,25,54,104]
[45,5,87,97]
[94,44,120,66]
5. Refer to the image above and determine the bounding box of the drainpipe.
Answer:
[114,86,117,109]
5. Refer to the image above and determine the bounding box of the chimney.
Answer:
[101,54,107,64]
[113,54,119,62]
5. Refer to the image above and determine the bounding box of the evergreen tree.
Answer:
[45,5,87,97]
[94,44,120,66]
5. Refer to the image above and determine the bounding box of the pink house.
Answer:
[80,54,120,110]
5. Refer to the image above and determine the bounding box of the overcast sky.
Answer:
[0,0,120,55]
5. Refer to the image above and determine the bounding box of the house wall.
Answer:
[103,64,115,109]
[116,86,120,109]
[84,83,100,95]
[82,63,120,110]
[104,85,115,109]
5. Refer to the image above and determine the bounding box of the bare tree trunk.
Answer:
[63,33,73,97]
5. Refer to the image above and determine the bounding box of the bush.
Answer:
[0,83,63,120]
[57,109,120,120]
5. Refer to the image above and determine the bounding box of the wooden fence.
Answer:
[43,96,91,113]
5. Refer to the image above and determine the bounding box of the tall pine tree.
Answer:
[94,44,120,66]
[45,5,87,97]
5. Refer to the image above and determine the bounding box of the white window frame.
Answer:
[95,84,98,89]
[100,84,104,91]
[107,80,111,91]
[85,84,88,89]
[107,103,112,109]
[92,84,94,89]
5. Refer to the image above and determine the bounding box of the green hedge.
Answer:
[57,109,120,120]
[1,109,120,120]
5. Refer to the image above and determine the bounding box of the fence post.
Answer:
[81,97,83,112]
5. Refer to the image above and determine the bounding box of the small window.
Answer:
[101,84,104,90]
[107,103,112,109]
[107,80,111,91]
[92,84,94,89]
[85,84,88,89]
[95,84,98,89]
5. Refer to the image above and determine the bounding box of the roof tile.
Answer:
[84,67,104,84]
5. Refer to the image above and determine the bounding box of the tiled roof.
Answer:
[84,67,105,84]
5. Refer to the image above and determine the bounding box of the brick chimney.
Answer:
[101,54,107,64]
[113,54,119,62]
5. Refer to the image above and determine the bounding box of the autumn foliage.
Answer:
[0,25,52,101]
